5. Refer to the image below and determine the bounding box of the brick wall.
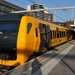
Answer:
[66,21,74,28]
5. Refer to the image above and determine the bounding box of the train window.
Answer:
[40,23,46,33]
[54,31,56,38]
[47,25,51,39]
[64,32,65,37]
[62,32,63,37]
[50,30,52,39]
[66,30,68,36]
[56,27,59,38]
[47,25,50,31]
[27,23,32,34]
[0,22,19,34]
[39,23,47,40]
[35,28,38,37]
[56,27,59,32]
[52,30,53,38]
[53,30,55,38]
[54,30,55,38]
[57,32,59,38]
[61,31,62,37]
[47,25,50,33]
[63,32,64,37]
[60,31,61,38]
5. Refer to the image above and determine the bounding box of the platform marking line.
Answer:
[3,42,75,75]
[29,67,32,70]
[42,60,45,62]
[22,71,28,75]
[32,43,75,75]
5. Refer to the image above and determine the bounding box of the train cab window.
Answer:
[27,23,32,34]
[35,28,38,37]
[0,21,19,34]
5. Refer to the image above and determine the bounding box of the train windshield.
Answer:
[0,22,19,34]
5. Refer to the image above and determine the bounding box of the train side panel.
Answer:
[49,23,68,47]
[17,16,37,65]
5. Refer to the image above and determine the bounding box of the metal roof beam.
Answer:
[11,6,75,13]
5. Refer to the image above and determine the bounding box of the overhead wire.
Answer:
[6,0,71,21]
[14,0,28,5]
[48,0,59,7]
[28,0,36,4]
[48,0,66,21]
[49,11,65,21]
[27,0,65,21]
[51,0,71,21]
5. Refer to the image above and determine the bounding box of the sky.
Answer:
[5,0,75,22]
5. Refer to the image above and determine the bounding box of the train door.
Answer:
[39,23,47,51]
[46,25,51,48]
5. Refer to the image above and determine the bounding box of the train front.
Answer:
[0,13,24,66]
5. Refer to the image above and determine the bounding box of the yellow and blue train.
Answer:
[0,13,72,66]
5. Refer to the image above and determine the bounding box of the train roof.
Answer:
[0,13,24,21]
[0,13,68,29]
[50,22,68,29]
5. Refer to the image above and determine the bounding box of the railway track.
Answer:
[0,65,15,75]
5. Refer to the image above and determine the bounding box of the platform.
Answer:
[3,40,75,75]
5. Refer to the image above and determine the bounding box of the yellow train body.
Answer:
[0,13,72,66]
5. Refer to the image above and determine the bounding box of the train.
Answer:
[0,13,72,66]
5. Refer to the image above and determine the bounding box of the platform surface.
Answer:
[3,40,75,75]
